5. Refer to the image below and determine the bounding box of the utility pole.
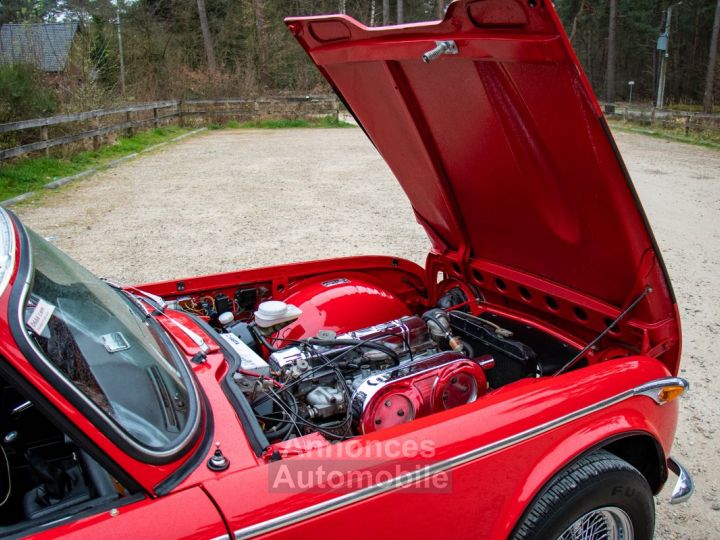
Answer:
[703,0,720,113]
[656,2,682,109]
[116,0,126,95]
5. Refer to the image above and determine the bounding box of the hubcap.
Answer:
[557,506,634,540]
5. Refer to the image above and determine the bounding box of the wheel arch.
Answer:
[507,430,666,538]
[601,432,667,494]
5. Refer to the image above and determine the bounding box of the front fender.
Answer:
[488,363,681,538]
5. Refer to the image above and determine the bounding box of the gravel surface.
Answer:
[14,127,720,538]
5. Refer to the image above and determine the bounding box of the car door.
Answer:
[17,488,227,540]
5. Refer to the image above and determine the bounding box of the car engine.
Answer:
[172,277,577,445]
[220,303,502,443]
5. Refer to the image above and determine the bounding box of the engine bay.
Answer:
[169,276,582,447]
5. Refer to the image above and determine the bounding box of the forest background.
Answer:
[1,0,719,123]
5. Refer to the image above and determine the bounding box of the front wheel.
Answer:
[512,450,654,540]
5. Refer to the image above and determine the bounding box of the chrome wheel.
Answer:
[557,507,634,540]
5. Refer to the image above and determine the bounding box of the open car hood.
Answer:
[286,0,678,342]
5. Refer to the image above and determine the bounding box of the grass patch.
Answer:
[608,120,720,150]
[0,126,195,201]
[238,115,354,129]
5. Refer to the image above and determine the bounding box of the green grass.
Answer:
[0,126,194,201]
[608,120,720,150]
[236,115,354,129]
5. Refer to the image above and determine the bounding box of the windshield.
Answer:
[21,229,196,452]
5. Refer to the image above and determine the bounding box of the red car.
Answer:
[0,2,693,539]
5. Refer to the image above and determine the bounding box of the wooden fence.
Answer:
[0,96,340,162]
[603,104,720,135]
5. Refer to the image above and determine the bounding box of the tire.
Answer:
[512,450,654,540]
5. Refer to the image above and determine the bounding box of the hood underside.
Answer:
[286,0,676,317]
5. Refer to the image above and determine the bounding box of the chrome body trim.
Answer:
[667,456,694,504]
[230,376,686,539]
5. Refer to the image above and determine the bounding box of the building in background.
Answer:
[0,22,79,75]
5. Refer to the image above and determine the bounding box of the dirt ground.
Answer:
[14,128,720,539]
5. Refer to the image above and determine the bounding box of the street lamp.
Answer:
[628,81,635,105]
[656,2,682,109]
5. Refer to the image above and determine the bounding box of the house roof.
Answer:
[0,22,79,72]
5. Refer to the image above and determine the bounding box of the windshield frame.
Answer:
[6,212,204,465]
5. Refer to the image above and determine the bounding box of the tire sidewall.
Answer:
[527,468,654,539]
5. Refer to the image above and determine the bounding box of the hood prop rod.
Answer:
[554,286,653,376]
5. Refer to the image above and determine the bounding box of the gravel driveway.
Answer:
[14,127,720,539]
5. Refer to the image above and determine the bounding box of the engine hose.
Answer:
[249,323,281,353]
[422,312,452,340]
[260,391,298,442]
[306,338,400,365]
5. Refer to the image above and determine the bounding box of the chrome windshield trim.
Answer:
[0,208,16,296]
[231,375,685,539]
[667,456,694,504]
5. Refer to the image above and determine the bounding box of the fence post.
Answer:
[125,111,134,137]
[40,126,49,157]
[153,106,159,128]
[93,117,101,150]
[178,101,185,127]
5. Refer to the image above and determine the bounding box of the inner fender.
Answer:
[275,277,411,341]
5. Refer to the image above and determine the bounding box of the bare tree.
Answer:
[383,0,389,25]
[196,0,217,73]
[397,0,403,24]
[703,0,720,113]
[605,0,617,102]
[568,0,587,43]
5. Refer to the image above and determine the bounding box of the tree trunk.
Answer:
[383,0,390,25]
[196,0,216,73]
[253,0,269,86]
[370,0,376,26]
[436,0,445,19]
[397,0,403,24]
[703,0,720,113]
[568,0,587,43]
[605,0,617,102]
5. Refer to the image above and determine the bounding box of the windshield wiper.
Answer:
[103,279,166,315]
[102,278,209,362]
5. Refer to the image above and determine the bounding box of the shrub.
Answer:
[0,64,57,123]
